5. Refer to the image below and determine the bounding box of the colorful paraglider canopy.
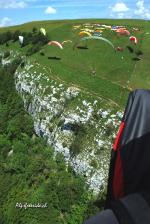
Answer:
[129,36,138,45]
[48,41,63,49]
[79,31,92,37]
[62,40,72,45]
[93,32,102,37]
[116,29,130,36]
[84,25,94,28]
[18,36,24,44]
[102,25,111,29]
[73,25,81,29]
[95,29,103,33]
[81,28,94,33]
[40,28,46,36]
[75,36,114,50]
[132,27,140,32]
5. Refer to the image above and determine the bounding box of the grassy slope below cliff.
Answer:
[1,19,149,108]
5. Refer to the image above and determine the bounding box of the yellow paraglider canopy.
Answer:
[40,28,46,36]
[95,29,103,33]
[62,40,72,45]
[79,31,92,37]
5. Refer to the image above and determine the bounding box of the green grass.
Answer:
[1,18,150,109]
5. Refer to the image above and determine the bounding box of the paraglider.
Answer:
[93,32,102,37]
[116,29,130,36]
[129,36,138,45]
[73,25,81,29]
[40,28,46,36]
[18,36,24,45]
[79,31,92,37]
[48,41,63,49]
[81,28,94,33]
[132,27,140,32]
[116,46,124,52]
[75,36,114,50]
[95,29,103,33]
[62,40,72,45]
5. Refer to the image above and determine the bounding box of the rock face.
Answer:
[14,58,122,194]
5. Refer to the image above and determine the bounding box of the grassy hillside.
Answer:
[1,19,149,109]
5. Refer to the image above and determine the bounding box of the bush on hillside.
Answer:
[0,31,12,44]
[40,51,45,56]
[26,44,41,56]
[32,27,38,33]
[4,57,22,74]
[20,32,33,47]
[12,30,21,42]
[32,32,49,45]
[0,56,2,64]
[3,51,10,59]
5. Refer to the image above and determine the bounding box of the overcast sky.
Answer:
[0,0,150,27]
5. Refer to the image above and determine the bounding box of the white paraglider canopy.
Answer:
[19,35,24,45]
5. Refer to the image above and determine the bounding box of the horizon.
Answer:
[0,0,150,27]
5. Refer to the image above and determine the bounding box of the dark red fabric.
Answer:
[113,149,124,199]
[113,122,125,151]
[112,121,125,199]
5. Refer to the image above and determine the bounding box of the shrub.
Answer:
[40,51,45,56]
[5,58,22,74]
[32,32,49,46]
[5,42,9,47]
[21,32,33,47]
[0,55,2,64]
[3,51,10,59]
[26,44,41,56]
[0,31,12,44]
[70,124,87,157]
[20,61,25,68]
[32,27,38,33]
[90,159,98,169]
[12,30,21,42]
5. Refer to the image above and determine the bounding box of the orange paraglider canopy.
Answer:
[48,41,63,49]
[116,29,130,36]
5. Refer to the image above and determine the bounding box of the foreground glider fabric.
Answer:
[48,41,63,49]
[106,89,150,207]
[18,36,24,44]
[40,28,46,36]
[85,192,150,224]
[84,209,119,224]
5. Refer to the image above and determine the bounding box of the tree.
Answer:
[12,30,21,42]
[32,27,38,33]
[0,31,12,44]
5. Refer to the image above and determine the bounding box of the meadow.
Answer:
[1,18,149,108]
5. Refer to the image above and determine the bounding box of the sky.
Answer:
[0,0,150,27]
